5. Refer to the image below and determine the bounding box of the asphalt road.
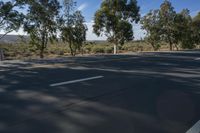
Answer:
[0,51,200,133]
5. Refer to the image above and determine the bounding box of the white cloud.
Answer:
[85,22,107,41]
[77,3,88,11]
[191,10,200,17]
[133,23,146,40]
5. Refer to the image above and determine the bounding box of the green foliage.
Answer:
[60,0,87,56]
[173,9,195,49]
[91,45,105,54]
[159,0,176,50]
[141,10,161,51]
[0,43,33,59]
[192,12,200,46]
[47,43,70,56]
[83,43,113,54]
[1,0,200,60]
[93,0,140,53]
[141,0,198,50]
[122,42,154,52]
[23,0,60,58]
[0,1,24,39]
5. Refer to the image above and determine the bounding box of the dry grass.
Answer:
[0,41,191,60]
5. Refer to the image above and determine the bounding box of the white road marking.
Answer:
[50,76,104,87]
[186,120,200,133]
[194,58,200,60]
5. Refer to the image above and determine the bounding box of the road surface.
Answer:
[0,51,200,133]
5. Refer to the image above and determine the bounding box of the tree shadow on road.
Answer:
[0,53,200,133]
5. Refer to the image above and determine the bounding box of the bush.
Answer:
[0,43,34,59]
[104,46,113,53]
[83,44,93,54]
[2,40,190,60]
[47,43,70,55]
[92,45,105,53]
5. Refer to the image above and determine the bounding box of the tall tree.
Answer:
[192,12,200,46]
[173,9,194,49]
[0,1,24,39]
[93,0,140,54]
[141,10,161,51]
[60,0,87,56]
[23,0,60,58]
[159,0,176,51]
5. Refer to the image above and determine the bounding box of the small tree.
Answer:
[60,0,87,56]
[141,10,161,51]
[23,0,60,58]
[159,0,176,51]
[93,0,140,54]
[0,1,24,39]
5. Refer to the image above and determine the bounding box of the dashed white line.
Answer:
[194,58,200,60]
[50,76,104,87]
[186,120,200,133]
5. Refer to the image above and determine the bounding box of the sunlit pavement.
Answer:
[0,51,200,133]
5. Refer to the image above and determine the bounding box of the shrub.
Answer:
[92,45,105,53]
[104,46,113,53]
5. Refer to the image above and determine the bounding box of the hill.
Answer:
[0,35,28,44]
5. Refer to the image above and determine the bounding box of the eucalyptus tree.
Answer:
[173,9,194,49]
[192,12,200,46]
[141,10,161,51]
[93,0,140,54]
[60,0,87,56]
[0,0,24,39]
[23,0,60,58]
[159,0,176,51]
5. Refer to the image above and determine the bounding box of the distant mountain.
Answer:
[0,35,142,44]
[87,40,107,43]
[0,35,28,44]
[0,35,107,44]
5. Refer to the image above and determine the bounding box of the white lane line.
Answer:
[50,76,104,87]
[186,120,200,133]
[194,58,200,60]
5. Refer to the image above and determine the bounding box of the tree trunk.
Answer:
[0,49,4,61]
[40,34,47,59]
[168,38,173,51]
[170,43,173,51]
[151,43,156,51]
[114,44,117,54]
[69,43,75,56]
[174,43,179,51]
[70,48,74,56]
[40,48,44,59]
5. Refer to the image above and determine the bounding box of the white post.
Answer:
[114,44,117,54]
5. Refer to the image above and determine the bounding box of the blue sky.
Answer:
[3,0,200,40]
[75,0,200,40]
[77,0,200,22]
